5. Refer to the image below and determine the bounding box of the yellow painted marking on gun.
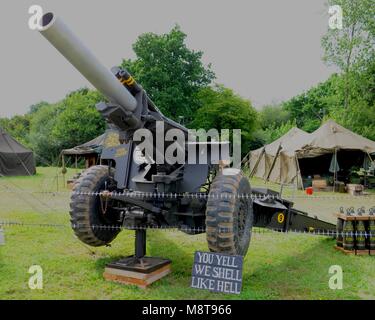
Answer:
[119,76,135,86]
[277,213,285,224]
[124,77,135,86]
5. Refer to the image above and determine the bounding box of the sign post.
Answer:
[191,251,243,295]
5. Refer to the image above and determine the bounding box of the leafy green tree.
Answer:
[259,104,290,130]
[330,60,375,140]
[51,90,106,150]
[263,119,298,144]
[330,99,375,140]
[282,74,341,132]
[248,129,269,150]
[191,85,258,156]
[28,103,62,165]
[0,115,31,146]
[322,0,375,108]
[26,89,105,165]
[28,101,50,115]
[121,25,215,123]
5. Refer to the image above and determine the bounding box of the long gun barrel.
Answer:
[39,12,137,113]
[38,12,188,141]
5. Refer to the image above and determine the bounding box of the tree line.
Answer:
[0,0,373,165]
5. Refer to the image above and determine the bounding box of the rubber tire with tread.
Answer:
[70,165,121,247]
[206,169,253,256]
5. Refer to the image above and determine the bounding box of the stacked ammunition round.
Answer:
[337,207,375,254]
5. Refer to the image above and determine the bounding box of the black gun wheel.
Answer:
[70,165,121,247]
[206,169,253,256]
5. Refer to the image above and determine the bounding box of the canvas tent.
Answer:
[296,120,375,186]
[61,130,120,168]
[0,128,36,176]
[249,127,310,188]
[297,120,375,158]
[249,120,375,188]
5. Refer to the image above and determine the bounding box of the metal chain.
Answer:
[69,190,375,202]
[1,220,374,239]
[0,187,375,201]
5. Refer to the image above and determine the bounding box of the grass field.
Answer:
[0,167,374,300]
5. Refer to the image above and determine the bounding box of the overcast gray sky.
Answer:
[0,0,336,117]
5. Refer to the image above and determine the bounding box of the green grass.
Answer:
[0,167,374,300]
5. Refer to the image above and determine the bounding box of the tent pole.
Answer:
[61,154,66,187]
[265,144,282,182]
[250,147,265,178]
[241,150,251,168]
[364,152,373,189]
[295,156,304,190]
[333,148,337,193]
[367,152,373,163]
[55,154,59,192]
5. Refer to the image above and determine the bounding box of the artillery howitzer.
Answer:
[37,13,335,267]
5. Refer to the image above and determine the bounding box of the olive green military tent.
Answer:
[296,120,375,186]
[0,128,36,176]
[248,127,310,188]
[297,120,375,158]
[61,130,120,157]
[61,130,120,168]
[248,120,375,188]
